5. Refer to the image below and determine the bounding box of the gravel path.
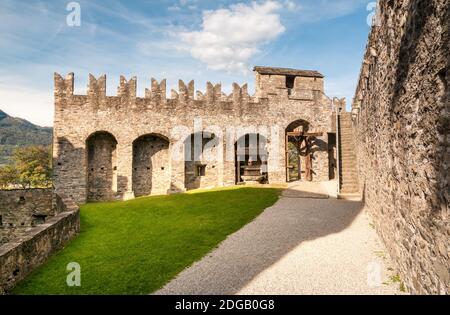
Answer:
[155,183,404,295]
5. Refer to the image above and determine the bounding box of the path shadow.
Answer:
[156,187,364,295]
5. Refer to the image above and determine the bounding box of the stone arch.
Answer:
[285,119,311,182]
[86,131,118,201]
[286,119,310,133]
[184,131,219,190]
[132,134,170,197]
[235,133,268,184]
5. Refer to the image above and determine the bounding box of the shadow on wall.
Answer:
[311,137,328,179]
[132,134,170,197]
[391,0,449,293]
[431,1,450,292]
[157,188,364,295]
[117,175,129,200]
[392,0,433,108]
[328,133,337,180]
[86,131,118,202]
[184,132,207,191]
[435,3,450,218]
[285,119,329,182]
[56,135,183,204]
[168,183,185,194]
[54,137,86,204]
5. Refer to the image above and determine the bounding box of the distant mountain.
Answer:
[0,110,53,165]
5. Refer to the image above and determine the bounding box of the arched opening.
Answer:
[285,119,311,182]
[132,134,170,197]
[328,133,337,180]
[86,131,118,201]
[184,132,219,190]
[235,133,268,184]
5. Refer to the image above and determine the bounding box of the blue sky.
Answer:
[0,0,375,126]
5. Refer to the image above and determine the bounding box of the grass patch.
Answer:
[13,187,280,295]
[389,275,402,283]
[383,274,407,292]
[389,274,407,292]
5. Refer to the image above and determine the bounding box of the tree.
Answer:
[11,146,52,188]
[0,165,19,188]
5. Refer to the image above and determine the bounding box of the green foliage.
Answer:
[388,274,407,292]
[389,274,401,283]
[0,164,19,188]
[0,145,52,188]
[287,141,300,179]
[0,109,52,165]
[13,187,281,295]
[13,146,52,188]
[0,145,18,165]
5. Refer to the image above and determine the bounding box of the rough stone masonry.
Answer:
[0,190,80,294]
[352,0,449,294]
[53,67,340,204]
[0,189,53,245]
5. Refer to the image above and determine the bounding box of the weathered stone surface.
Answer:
[0,189,53,245]
[53,68,337,204]
[87,132,118,202]
[0,192,80,294]
[352,0,449,295]
[133,135,171,196]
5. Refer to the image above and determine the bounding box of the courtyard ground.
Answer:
[156,182,406,295]
[12,187,280,295]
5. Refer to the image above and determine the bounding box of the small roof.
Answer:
[253,66,324,78]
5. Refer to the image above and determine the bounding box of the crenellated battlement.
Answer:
[54,66,329,119]
[54,72,74,97]
[54,73,265,114]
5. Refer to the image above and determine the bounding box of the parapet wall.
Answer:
[0,191,80,294]
[352,0,449,294]
[55,73,264,116]
[0,189,54,245]
[54,73,328,118]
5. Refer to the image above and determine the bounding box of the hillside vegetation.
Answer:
[0,110,52,165]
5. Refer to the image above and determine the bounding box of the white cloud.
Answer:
[180,1,285,73]
[0,82,53,127]
[284,0,299,12]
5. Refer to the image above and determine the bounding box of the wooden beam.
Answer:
[287,132,323,137]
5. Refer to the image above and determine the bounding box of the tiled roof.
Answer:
[253,66,324,78]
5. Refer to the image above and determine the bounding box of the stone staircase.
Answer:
[338,113,360,199]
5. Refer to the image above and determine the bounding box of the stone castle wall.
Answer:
[0,189,54,245]
[132,135,171,196]
[0,190,80,294]
[54,70,335,204]
[352,0,449,294]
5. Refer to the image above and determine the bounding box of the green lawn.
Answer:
[13,187,280,295]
